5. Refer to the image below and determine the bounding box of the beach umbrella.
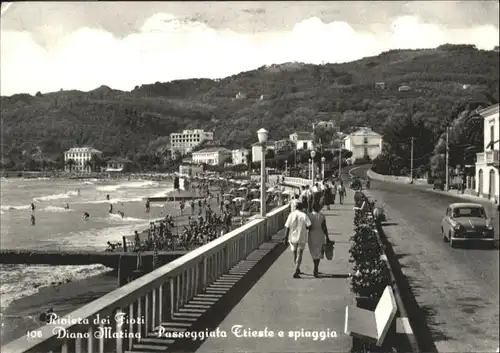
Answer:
[241,181,250,186]
[251,199,261,202]
[233,197,245,202]
[250,188,259,192]
[267,187,275,193]
[237,187,247,191]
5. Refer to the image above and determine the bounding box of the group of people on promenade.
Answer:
[284,178,347,278]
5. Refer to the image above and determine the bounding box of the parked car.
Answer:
[441,203,496,248]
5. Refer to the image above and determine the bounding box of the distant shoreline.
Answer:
[0,170,177,181]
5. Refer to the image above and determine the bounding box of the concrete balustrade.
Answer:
[1,204,290,353]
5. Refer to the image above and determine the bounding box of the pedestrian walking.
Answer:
[324,181,333,210]
[307,203,333,277]
[338,182,346,205]
[283,201,311,278]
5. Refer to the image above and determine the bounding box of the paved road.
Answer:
[348,165,499,353]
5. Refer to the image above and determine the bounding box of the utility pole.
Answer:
[445,127,450,191]
[410,137,414,183]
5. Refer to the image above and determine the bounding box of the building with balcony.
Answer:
[179,164,203,177]
[170,129,214,155]
[231,149,249,165]
[64,147,102,173]
[475,103,499,201]
[289,132,313,150]
[343,127,382,161]
[192,147,232,166]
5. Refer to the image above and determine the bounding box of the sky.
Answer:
[1,1,499,96]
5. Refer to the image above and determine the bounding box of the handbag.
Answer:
[323,242,334,260]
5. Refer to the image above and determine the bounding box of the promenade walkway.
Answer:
[195,198,355,353]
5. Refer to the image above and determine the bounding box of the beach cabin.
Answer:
[105,158,132,177]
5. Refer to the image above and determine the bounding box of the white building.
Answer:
[343,127,382,161]
[64,147,102,173]
[475,103,499,201]
[192,147,232,166]
[170,129,214,155]
[251,143,275,163]
[289,132,314,150]
[232,149,249,165]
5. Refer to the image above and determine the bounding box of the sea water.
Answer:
[0,177,175,310]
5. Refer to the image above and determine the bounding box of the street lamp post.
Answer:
[311,150,316,185]
[285,160,288,176]
[308,158,312,179]
[257,128,268,218]
[321,156,326,180]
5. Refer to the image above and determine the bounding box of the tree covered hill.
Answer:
[1,44,498,167]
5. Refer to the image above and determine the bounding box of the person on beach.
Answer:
[190,200,195,214]
[109,204,113,214]
[283,201,311,278]
[180,201,185,216]
[331,180,337,205]
[145,200,150,213]
[307,203,334,277]
[106,194,110,200]
[30,202,36,212]
[30,214,36,226]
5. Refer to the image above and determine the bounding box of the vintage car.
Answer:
[441,203,496,248]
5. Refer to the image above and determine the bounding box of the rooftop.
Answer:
[291,131,313,140]
[65,147,102,153]
[193,147,231,153]
[349,127,381,136]
[478,103,499,117]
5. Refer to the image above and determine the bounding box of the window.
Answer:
[490,125,495,150]
[303,142,307,149]
[364,148,368,156]
[363,137,368,144]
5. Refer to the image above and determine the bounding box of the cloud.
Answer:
[1,13,499,96]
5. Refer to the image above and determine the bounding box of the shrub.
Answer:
[349,194,391,302]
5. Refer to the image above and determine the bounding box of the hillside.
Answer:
[1,44,499,168]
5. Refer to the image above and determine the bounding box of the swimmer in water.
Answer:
[77,189,81,196]
[109,204,113,214]
[83,212,90,220]
[30,203,36,212]
[30,214,36,225]
[119,211,125,218]
[106,194,110,200]
[64,203,69,210]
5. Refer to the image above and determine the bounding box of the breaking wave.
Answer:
[41,206,73,213]
[96,180,159,192]
[0,264,111,309]
[0,204,31,212]
[33,191,79,202]
[83,197,144,205]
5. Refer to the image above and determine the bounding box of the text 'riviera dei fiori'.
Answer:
[48,312,144,339]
